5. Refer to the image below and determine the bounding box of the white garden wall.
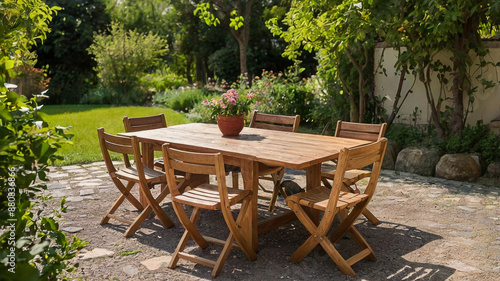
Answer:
[374,41,500,125]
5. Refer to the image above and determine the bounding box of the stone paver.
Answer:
[140,256,171,270]
[78,248,114,260]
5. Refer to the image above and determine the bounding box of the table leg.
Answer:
[305,163,322,225]
[240,159,259,253]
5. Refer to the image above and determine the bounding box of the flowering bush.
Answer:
[202,89,255,118]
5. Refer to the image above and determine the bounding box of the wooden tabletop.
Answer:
[119,123,370,170]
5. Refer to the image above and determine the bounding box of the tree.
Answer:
[268,0,379,123]
[389,0,500,138]
[34,0,110,104]
[195,0,255,75]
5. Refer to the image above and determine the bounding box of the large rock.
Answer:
[395,147,441,176]
[382,141,401,170]
[486,162,500,178]
[435,154,482,181]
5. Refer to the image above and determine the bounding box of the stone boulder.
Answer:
[382,141,401,170]
[435,154,482,181]
[486,162,500,178]
[395,147,441,176]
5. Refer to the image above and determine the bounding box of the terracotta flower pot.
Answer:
[216,114,244,136]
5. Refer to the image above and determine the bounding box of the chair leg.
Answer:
[142,183,174,229]
[319,237,356,277]
[267,168,285,212]
[321,176,333,189]
[169,206,205,269]
[101,181,140,225]
[362,209,379,225]
[212,233,236,277]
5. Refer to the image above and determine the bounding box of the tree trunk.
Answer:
[449,17,478,137]
[186,55,193,84]
[419,67,445,139]
[195,55,206,86]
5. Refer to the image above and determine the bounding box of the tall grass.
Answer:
[41,105,189,165]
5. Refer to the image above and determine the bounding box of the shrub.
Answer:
[432,121,500,163]
[248,69,315,121]
[87,22,167,105]
[153,87,215,112]
[1,2,87,279]
[141,67,187,93]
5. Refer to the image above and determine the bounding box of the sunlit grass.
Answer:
[42,105,189,165]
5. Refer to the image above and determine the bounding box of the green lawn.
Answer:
[42,105,189,165]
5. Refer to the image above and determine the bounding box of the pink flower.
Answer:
[221,104,226,109]
[193,83,197,87]
[228,98,236,105]
[247,93,254,99]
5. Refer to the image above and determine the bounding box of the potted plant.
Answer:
[202,89,255,136]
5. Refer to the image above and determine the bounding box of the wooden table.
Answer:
[120,123,369,252]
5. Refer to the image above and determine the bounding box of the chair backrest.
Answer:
[162,144,228,199]
[249,110,300,132]
[328,138,388,210]
[97,128,144,176]
[334,121,387,141]
[123,114,167,132]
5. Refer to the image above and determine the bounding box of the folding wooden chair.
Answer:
[162,144,257,277]
[286,138,388,277]
[321,121,387,224]
[97,128,174,237]
[231,110,300,211]
[123,114,167,170]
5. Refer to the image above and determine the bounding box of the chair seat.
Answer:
[173,184,252,210]
[321,165,372,186]
[288,186,368,211]
[116,165,165,183]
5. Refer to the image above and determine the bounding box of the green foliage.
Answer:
[87,21,168,105]
[0,91,86,280]
[194,3,221,27]
[308,76,351,135]
[153,87,209,112]
[35,0,110,104]
[267,0,378,123]
[431,121,500,163]
[250,68,315,120]
[141,67,188,94]
[386,123,427,148]
[1,2,87,280]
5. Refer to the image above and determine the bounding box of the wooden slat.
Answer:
[123,114,166,132]
[105,140,134,155]
[173,184,251,210]
[346,248,372,266]
[106,214,133,225]
[178,252,216,268]
[252,122,294,132]
[335,121,387,142]
[202,235,242,250]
